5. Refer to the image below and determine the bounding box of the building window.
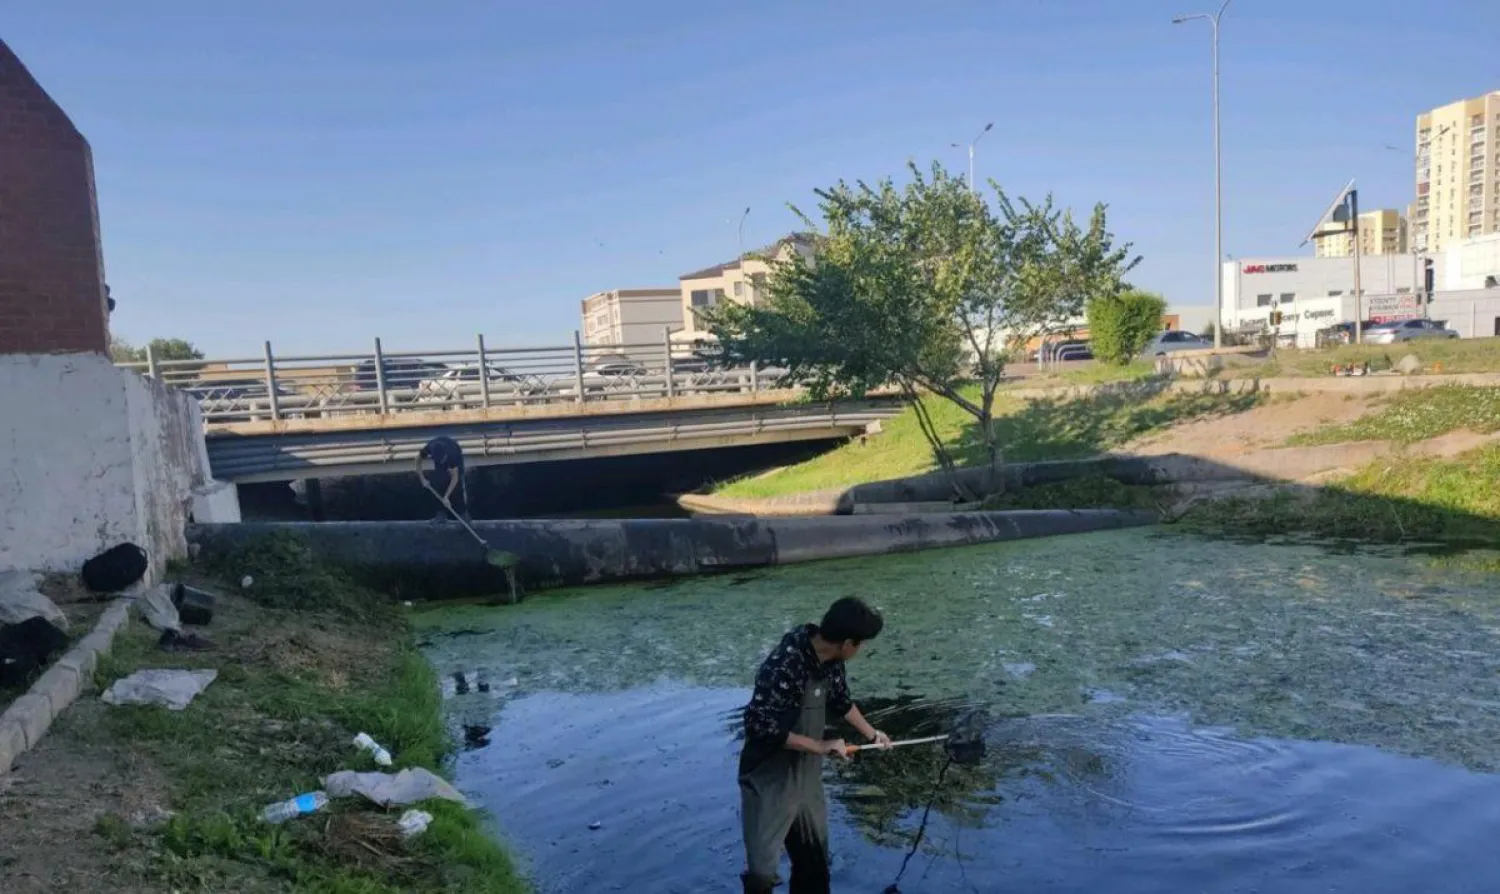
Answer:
[1396,287,1411,294]
[1328,290,1343,297]
[1279,293,1294,305]
[733,281,744,297]
[690,289,714,308]
[1256,294,1273,307]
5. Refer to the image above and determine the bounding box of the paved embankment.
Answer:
[188,509,1157,599]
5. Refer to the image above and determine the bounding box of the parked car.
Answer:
[1363,318,1459,345]
[1313,321,1382,348]
[590,354,650,378]
[349,358,447,392]
[1139,330,1213,356]
[414,362,534,407]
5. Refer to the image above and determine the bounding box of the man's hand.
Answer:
[870,730,893,749]
[821,739,851,760]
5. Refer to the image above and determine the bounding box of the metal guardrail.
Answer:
[115,331,791,425]
[205,404,900,482]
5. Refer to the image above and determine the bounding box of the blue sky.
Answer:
[6,0,1496,357]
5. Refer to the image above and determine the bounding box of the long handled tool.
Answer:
[421,482,516,571]
[847,734,949,755]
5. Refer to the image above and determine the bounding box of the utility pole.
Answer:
[951,122,994,194]
[1174,0,1232,349]
[1350,188,1363,344]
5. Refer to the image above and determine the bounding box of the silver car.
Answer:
[1363,318,1459,345]
[1140,330,1213,356]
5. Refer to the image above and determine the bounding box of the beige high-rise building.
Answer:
[1414,90,1500,254]
[1313,209,1408,258]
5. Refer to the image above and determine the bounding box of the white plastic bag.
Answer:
[0,570,68,631]
[101,669,217,710]
[323,768,467,807]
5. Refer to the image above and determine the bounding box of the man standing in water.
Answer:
[740,597,892,894]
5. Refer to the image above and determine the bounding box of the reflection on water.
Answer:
[417,529,1500,893]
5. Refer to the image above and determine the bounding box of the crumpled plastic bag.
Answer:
[101,668,217,710]
[323,768,467,807]
[135,584,181,633]
[0,570,68,631]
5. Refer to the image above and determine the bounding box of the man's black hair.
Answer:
[818,597,883,645]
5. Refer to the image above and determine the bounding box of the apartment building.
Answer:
[675,233,817,341]
[1414,90,1500,254]
[579,288,683,358]
[1312,209,1408,258]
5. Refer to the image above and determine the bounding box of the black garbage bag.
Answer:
[80,542,149,594]
[0,616,69,687]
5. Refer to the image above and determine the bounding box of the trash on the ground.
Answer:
[397,809,433,838]
[262,791,329,824]
[0,616,69,686]
[588,821,602,831]
[0,570,68,631]
[324,768,467,807]
[171,583,216,626]
[240,575,254,589]
[353,732,393,766]
[80,542,149,594]
[101,668,218,710]
[1395,353,1423,375]
[136,584,181,633]
[157,629,215,652]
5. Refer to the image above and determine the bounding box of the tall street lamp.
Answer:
[1174,0,1232,350]
[951,122,994,194]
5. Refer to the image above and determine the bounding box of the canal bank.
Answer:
[188,509,1157,599]
[0,541,529,893]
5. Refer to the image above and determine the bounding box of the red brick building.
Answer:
[0,38,111,355]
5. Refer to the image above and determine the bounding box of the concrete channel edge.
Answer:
[0,594,133,776]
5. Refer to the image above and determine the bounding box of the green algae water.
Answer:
[416,528,1500,893]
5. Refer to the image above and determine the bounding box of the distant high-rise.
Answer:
[1414,90,1500,254]
[1312,209,1408,258]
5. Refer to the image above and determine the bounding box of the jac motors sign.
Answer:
[1242,263,1298,274]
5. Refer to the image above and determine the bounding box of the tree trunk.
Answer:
[904,384,979,503]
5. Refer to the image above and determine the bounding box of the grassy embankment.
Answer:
[1223,336,1500,378]
[69,534,526,893]
[714,382,1260,500]
[1187,385,1500,545]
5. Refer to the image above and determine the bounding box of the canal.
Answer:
[415,528,1500,893]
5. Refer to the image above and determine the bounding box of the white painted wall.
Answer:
[1438,234,1500,291]
[0,353,234,576]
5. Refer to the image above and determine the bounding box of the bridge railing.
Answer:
[115,332,794,424]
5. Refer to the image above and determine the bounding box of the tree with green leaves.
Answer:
[1086,290,1168,365]
[110,336,205,367]
[708,162,1139,497]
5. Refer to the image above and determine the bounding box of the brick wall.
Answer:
[0,39,109,355]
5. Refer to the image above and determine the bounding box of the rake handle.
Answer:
[423,481,490,549]
[847,734,950,754]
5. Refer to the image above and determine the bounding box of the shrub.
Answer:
[1087,290,1168,365]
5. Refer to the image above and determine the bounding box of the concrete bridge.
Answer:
[115,336,901,483]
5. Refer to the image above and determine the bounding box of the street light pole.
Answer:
[1174,0,1232,350]
[951,122,994,194]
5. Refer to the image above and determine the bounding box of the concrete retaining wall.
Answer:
[187,509,1156,600]
[0,353,240,576]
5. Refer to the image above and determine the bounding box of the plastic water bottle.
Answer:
[261,791,328,824]
[353,732,393,767]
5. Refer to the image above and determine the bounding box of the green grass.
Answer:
[1009,360,1159,387]
[1184,444,1500,544]
[714,383,1261,499]
[978,474,1168,512]
[70,534,528,893]
[1232,337,1500,379]
[1286,385,1500,446]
